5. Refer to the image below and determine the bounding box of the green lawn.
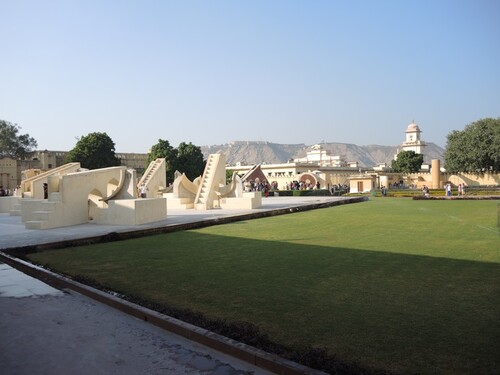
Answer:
[28,198,500,374]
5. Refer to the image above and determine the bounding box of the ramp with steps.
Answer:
[194,154,226,210]
[165,154,261,211]
[9,203,22,216]
[21,200,59,230]
[0,196,21,215]
[21,162,81,199]
[18,166,166,230]
[137,158,166,198]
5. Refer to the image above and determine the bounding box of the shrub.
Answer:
[262,189,332,197]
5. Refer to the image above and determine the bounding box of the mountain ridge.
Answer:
[201,141,445,168]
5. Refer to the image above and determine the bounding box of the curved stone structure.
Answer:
[20,163,81,199]
[215,172,242,198]
[165,154,262,210]
[20,166,166,229]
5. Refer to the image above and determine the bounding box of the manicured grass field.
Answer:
[28,198,500,374]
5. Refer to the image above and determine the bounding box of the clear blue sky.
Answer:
[1,0,499,152]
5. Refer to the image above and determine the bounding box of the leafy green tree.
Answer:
[176,142,205,181]
[147,140,206,184]
[391,150,424,173]
[66,132,121,169]
[0,120,38,159]
[444,118,500,173]
[226,169,234,184]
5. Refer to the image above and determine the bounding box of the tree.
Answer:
[0,120,38,159]
[391,150,424,173]
[176,142,205,181]
[66,132,121,169]
[147,140,206,184]
[226,169,234,184]
[444,118,500,173]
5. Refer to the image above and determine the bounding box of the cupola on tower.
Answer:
[401,121,426,154]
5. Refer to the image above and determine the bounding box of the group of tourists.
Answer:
[0,186,11,196]
[244,179,273,194]
[331,183,349,195]
[285,180,318,190]
[245,179,328,194]
[444,182,466,197]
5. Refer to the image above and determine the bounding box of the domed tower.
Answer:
[401,121,426,154]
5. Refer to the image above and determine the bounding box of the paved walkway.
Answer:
[0,263,274,375]
[0,196,354,374]
[0,196,350,250]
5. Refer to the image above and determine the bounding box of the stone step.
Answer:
[25,220,49,230]
[195,203,208,210]
[31,210,53,221]
[177,203,194,209]
[165,198,194,210]
[9,209,21,216]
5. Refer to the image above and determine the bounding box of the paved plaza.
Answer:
[0,196,351,250]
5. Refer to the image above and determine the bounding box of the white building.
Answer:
[293,144,346,167]
[400,121,426,154]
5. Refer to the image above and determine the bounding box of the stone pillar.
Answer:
[431,159,441,189]
[379,175,389,189]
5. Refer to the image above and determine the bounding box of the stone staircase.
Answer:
[22,193,62,230]
[138,158,165,198]
[140,159,162,186]
[9,198,22,216]
[194,154,219,210]
[23,203,57,230]
[25,213,54,230]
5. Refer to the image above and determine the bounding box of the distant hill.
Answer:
[201,141,445,168]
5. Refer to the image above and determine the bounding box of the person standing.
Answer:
[381,186,387,197]
[422,185,429,197]
[446,183,452,197]
[140,183,148,198]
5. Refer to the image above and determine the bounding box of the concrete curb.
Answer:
[4,196,368,257]
[412,195,500,200]
[0,252,328,375]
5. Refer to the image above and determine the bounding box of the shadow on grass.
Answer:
[18,231,500,375]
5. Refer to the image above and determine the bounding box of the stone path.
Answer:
[0,196,352,250]
[0,263,273,375]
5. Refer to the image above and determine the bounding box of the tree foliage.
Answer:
[176,142,205,181]
[148,139,205,184]
[391,150,424,173]
[444,118,500,173]
[226,169,235,184]
[66,132,121,169]
[0,120,38,159]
